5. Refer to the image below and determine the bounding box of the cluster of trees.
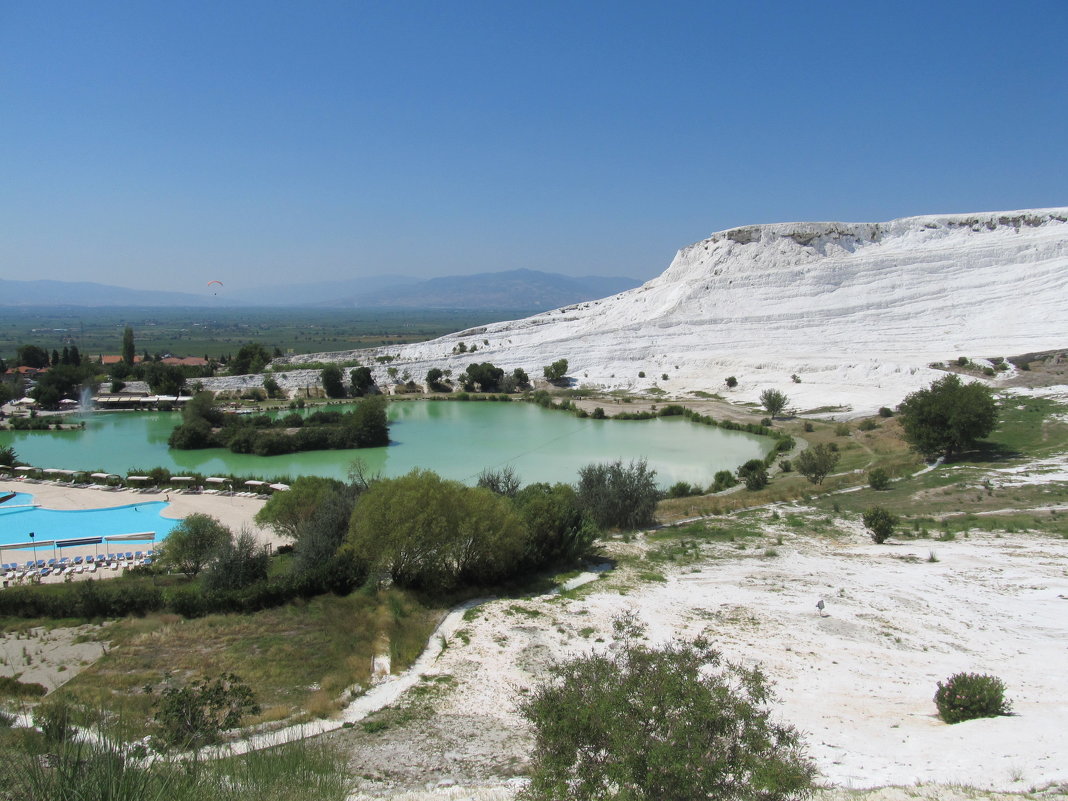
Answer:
[251,459,659,596]
[169,392,389,455]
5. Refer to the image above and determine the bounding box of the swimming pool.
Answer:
[0,492,179,548]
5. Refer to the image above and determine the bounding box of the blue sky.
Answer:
[2,0,1065,292]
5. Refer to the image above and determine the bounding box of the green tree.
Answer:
[255,476,349,540]
[346,469,529,590]
[897,374,998,459]
[425,367,447,391]
[262,375,282,398]
[159,513,230,578]
[520,615,816,801]
[794,443,840,485]
[515,482,598,566]
[862,506,898,544]
[122,325,135,366]
[350,366,376,395]
[202,529,270,592]
[737,459,768,491]
[576,459,659,530]
[17,344,50,368]
[760,388,789,417]
[229,342,272,375]
[543,359,568,382]
[460,362,504,392]
[321,365,346,398]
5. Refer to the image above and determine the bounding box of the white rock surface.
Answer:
[279,208,1068,416]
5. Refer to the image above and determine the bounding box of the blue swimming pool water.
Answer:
[0,492,179,547]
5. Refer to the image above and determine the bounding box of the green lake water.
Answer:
[0,401,771,488]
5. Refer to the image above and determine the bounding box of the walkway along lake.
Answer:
[0,400,772,488]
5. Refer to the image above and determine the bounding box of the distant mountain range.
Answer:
[0,270,641,310]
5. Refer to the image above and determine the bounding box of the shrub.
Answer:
[868,468,891,490]
[710,470,737,493]
[834,422,850,436]
[778,459,792,472]
[737,459,768,491]
[802,421,814,432]
[152,672,260,748]
[520,615,816,801]
[862,506,898,543]
[858,418,878,431]
[577,459,660,530]
[638,371,645,378]
[725,375,738,388]
[934,672,1012,724]
[878,406,894,418]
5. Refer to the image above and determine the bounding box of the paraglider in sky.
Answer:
[208,280,223,296]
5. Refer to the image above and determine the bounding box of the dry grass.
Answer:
[54,589,441,736]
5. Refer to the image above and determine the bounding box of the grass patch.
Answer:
[50,589,440,739]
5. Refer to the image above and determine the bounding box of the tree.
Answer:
[17,344,49,368]
[516,482,598,566]
[202,529,270,592]
[794,443,840,485]
[576,459,659,530]
[256,476,349,540]
[520,615,816,801]
[862,506,898,544]
[229,342,272,375]
[897,374,998,459]
[262,376,282,398]
[426,367,447,391]
[760,388,789,418]
[350,366,376,396]
[122,325,135,366]
[543,359,568,382]
[737,459,768,491]
[476,465,521,498]
[460,362,504,392]
[321,365,346,398]
[511,367,530,390]
[160,513,230,578]
[346,469,529,590]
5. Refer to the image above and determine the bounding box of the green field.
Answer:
[0,307,537,363]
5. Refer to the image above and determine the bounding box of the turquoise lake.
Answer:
[0,400,771,489]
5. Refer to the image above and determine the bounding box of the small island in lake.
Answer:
[168,393,389,456]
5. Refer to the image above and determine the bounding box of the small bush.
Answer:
[778,459,792,472]
[638,371,645,378]
[802,421,814,432]
[868,468,891,491]
[863,506,898,543]
[934,672,1012,724]
[858,418,878,431]
[725,375,738,388]
[878,406,894,418]
[834,422,850,436]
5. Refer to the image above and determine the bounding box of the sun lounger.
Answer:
[40,568,50,577]
[87,563,96,573]
[74,556,84,565]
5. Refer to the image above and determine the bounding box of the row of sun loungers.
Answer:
[2,551,156,580]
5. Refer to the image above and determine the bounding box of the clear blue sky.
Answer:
[2,0,1066,292]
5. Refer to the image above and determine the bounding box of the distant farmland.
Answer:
[0,307,538,363]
